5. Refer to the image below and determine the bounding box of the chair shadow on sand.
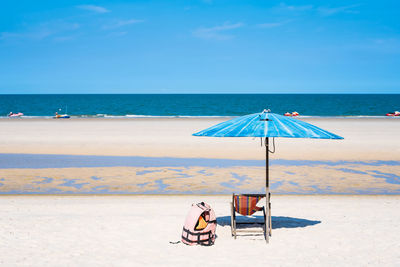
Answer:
[217,215,321,229]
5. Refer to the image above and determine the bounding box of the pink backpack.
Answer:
[181,202,217,246]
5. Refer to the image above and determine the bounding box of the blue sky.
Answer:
[0,0,399,94]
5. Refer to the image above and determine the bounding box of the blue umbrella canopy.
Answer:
[193,110,343,139]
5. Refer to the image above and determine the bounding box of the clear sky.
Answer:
[0,0,399,94]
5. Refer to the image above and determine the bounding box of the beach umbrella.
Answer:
[193,109,343,243]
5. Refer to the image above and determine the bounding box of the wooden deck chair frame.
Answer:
[230,193,272,240]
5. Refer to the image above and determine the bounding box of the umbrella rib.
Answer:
[285,119,315,137]
[235,115,261,136]
[269,114,281,136]
[196,114,250,136]
[273,116,295,137]
[211,114,255,136]
[291,119,339,138]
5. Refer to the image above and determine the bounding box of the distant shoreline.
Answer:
[1,94,399,118]
[1,115,399,120]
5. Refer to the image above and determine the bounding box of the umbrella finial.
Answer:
[263,109,271,113]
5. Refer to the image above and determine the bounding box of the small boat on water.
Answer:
[284,111,300,117]
[54,105,70,119]
[386,111,400,117]
[54,114,70,119]
[8,112,24,117]
[53,112,70,119]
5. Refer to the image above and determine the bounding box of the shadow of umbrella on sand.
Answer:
[193,109,343,243]
[216,215,321,229]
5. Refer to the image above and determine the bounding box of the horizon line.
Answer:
[1,92,399,95]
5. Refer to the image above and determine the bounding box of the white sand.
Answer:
[0,117,399,161]
[0,195,399,266]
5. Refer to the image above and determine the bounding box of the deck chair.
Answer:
[230,193,271,240]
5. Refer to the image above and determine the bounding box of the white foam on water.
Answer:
[0,114,397,119]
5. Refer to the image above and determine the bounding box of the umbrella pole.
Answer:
[265,137,270,243]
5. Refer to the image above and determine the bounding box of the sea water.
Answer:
[0,94,399,117]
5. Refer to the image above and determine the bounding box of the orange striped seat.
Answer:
[234,194,264,216]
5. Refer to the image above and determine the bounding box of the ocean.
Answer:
[0,94,399,118]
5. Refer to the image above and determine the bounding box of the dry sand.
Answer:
[0,117,399,161]
[0,195,399,266]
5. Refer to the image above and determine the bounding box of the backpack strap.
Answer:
[196,202,210,211]
[182,227,215,246]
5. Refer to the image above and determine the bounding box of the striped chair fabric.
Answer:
[234,194,264,216]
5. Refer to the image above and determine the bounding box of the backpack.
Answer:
[181,202,217,246]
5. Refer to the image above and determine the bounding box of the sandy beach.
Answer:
[0,195,399,266]
[0,117,399,161]
[0,117,399,266]
[0,117,399,194]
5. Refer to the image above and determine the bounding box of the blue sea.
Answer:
[0,94,399,118]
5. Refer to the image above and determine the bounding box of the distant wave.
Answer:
[296,115,399,119]
[0,114,398,119]
[0,114,235,119]
[124,114,233,118]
